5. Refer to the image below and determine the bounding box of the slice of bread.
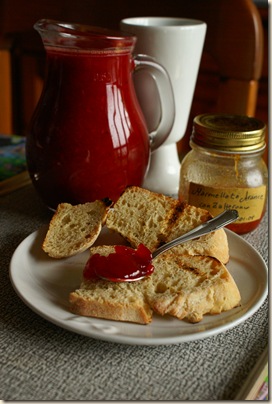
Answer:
[106,186,178,251]
[69,245,241,324]
[43,199,112,258]
[69,245,153,324]
[145,252,241,323]
[106,186,229,264]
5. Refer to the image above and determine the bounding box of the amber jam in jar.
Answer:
[179,114,268,234]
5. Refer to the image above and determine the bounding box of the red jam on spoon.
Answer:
[83,244,154,282]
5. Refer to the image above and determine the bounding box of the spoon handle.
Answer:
[152,209,239,259]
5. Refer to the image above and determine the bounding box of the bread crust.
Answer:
[69,292,153,324]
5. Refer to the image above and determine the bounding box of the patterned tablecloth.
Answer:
[0,182,268,401]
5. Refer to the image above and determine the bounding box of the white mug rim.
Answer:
[120,16,206,28]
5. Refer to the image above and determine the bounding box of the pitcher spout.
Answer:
[34,19,136,51]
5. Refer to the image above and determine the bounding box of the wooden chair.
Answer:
[0,0,266,160]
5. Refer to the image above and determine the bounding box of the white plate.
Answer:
[10,227,268,345]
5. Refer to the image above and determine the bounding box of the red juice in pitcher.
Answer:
[27,37,150,209]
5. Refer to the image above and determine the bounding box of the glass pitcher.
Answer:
[26,19,174,209]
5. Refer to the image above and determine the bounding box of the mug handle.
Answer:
[133,54,175,151]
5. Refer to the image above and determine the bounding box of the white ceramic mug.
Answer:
[120,17,206,196]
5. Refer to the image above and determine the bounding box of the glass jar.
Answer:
[179,114,268,234]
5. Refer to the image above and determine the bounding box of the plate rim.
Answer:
[9,227,268,346]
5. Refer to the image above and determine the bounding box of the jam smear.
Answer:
[83,244,154,282]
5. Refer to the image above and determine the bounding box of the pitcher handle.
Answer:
[133,54,175,151]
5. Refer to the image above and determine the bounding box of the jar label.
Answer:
[188,183,266,223]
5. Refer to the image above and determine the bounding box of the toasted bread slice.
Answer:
[106,186,178,251]
[69,246,153,324]
[106,186,229,263]
[162,204,230,264]
[145,253,241,323]
[69,245,241,324]
[43,199,112,258]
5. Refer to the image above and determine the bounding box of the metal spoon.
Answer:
[152,209,238,259]
[97,209,239,282]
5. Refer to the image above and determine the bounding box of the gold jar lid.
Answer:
[191,114,266,153]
